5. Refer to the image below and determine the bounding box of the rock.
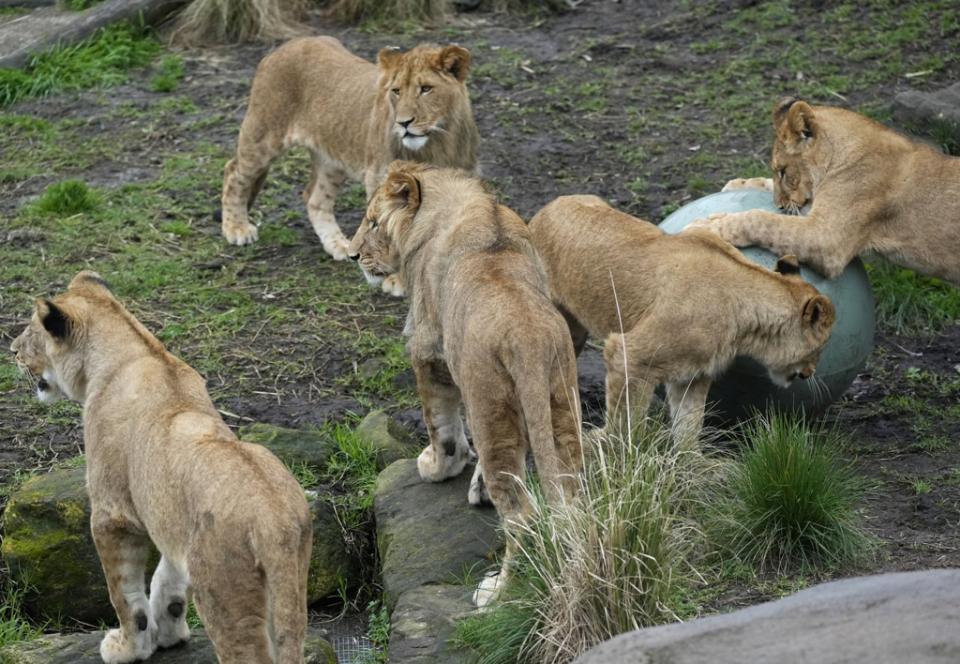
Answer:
[239,422,338,472]
[374,459,500,609]
[355,410,417,469]
[893,82,960,149]
[574,569,960,664]
[308,497,361,603]
[387,585,474,664]
[0,628,336,663]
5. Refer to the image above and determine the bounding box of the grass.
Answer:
[330,0,449,24]
[707,413,873,574]
[57,0,105,10]
[456,421,708,663]
[151,56,185,94]
[0,23,161,107]
[354,600,390,664]
[170,0,307,45]
[866,260,960,334]
[31,180,100,215]
[0,583,42,648]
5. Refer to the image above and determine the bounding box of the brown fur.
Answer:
[692,98,960,283]
[10,273,312,664]
[348,162,582,596]
[220,36,480,271]
[529,196,836,445]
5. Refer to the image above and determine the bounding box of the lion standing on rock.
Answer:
[220,37,479,281]
[10,272,312,664]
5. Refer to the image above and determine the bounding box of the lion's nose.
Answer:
[348,252,360,262]
[397,118,414,129]
[799,367,814,380]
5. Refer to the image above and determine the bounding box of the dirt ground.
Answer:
[1,0,958,616]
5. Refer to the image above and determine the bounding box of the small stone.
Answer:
[354,410,417,469]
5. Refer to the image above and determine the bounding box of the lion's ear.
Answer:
[437,45,470,82]
[69,270,111,293]
[385,170,422,212]
[802,294,835,338]
[36,299,72,340]
[776,99,816,142]
[775,254,801,276]
[378,46,403,71]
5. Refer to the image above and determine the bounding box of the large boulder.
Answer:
[307,497,362,602]
[238,422,338,471]
[893,82,960,149]
[574,569,960,664]
[387,584,474,664]
[0,628,336,664]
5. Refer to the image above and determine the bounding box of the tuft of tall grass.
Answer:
[32,180,100,215]
[0,583,42,648]
[170,0,307,46]
[866,260,960,334]
[329,0,449,24]
[456,421,709,664]
[0,23,161,107]
[707,413,873,574]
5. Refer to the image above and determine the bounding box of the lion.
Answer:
[10,272,313,664]
[347,161,582,606]
[529,195,836,445]
[220,37,480,285]
[688,97,960,284]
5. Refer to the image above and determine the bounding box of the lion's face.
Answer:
[378,45,471,153]
[771,143,814,214]
[770,97,820,214]
[11,304,70,403]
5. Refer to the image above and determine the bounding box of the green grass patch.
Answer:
[150,55,185,93]
[58,0,105,10]
[354,600,390,664]
[0,23,161,107]
[31,179,100,215]
[707,413,873,573]
[867,260,960,334]
[0,583,43,648]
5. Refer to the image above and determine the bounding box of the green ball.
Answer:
[659,190,875,420]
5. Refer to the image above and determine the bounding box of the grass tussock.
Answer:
[329,0,450,24]
[0,24,160,108]
[867,260,960,334]
[33,180,100,215]
[456,422,709,664]
[0,583,42,648]
[707,413,873,574]
[170,0,308,46]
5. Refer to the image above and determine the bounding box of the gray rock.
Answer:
[893,82,960,148]
[355,410,417,469]
[574,569,960,664]
[374,459,500,609]
[239,421,338,472]
[387,585,474,664]
[0,628,336,663]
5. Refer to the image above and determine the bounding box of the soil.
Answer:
[1,0,958,622]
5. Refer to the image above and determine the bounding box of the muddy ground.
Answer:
[1,0,958,620]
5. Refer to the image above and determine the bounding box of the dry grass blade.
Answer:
[170,0,308,46]
[328,0,450,23]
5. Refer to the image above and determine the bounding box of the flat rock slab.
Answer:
[893,82,960,145]
[387,584,474,664]
[0,0,185,69]
[375,459,500,608]
[0,629,336,663]
[574,569,960,664]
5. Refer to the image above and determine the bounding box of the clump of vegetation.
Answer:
[456,422,708,663]
[0,23,160,108]
[329,0,449,24]
[867,261,960,334]
[151,55,185,93]
[56,0,105,10]
[354,600,390,664]
[707,413,873,573]
[32,180,100,215]
[0,583,42,648]
[170,0,307,45]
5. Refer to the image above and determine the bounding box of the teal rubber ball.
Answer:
[659,189,875,420]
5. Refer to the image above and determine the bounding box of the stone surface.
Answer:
[355,409,418,469]
[308,496,362,602]
[375,459,500,609]
[0,0,186,69]
[574,569,960,664]
[893,82,960,147]
[239,421,338,471]
[387,585,474,664]
[0,628,336,664]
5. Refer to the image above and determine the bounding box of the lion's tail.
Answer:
[258,514,312,664]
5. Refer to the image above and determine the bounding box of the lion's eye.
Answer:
[778,167,786,179]
[369,217,378,230]
[419,85,433,95]
[391,88,400,96]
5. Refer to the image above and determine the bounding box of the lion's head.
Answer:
[9,272,113,403]
[378,44,472,153]
[770,97,820,214]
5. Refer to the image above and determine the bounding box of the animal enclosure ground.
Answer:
[1,0,958,620]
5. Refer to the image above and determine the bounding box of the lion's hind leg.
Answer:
[221,127,282,246]
[149,556,190,649]
[191,565,272,663]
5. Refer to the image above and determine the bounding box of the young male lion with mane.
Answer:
[347,161,582,606]
[530,196,836,446]
[10,272,312,664]
[689,97,960,285]
[221,37,479,285]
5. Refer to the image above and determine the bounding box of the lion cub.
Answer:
[690,97,960,284]
[10,272,312,664]
[530,196,836,445]
[221,37,479,272]
[348,162,582,603]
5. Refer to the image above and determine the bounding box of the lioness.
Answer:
[220,37,480,272]
[348,162,582,604]
[689,97,960,284]
[10,272,312,664]
[529,196,836,445]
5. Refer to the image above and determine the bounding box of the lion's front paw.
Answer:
[417,443,469,482]
[99,623,156,664]
[222,222,259,246]
[468,463,492,507]
[319,232,350,261]
[381,273,405,297]
[686,212,725,232]
[154,601,190,649]
[473,571,502,609]
[722,177,773,192]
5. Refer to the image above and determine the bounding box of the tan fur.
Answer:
[529,196,836,445]
[348,162,582,598]
[10,272,312,664]
[690,97,960,283]
[220,36,480,269]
